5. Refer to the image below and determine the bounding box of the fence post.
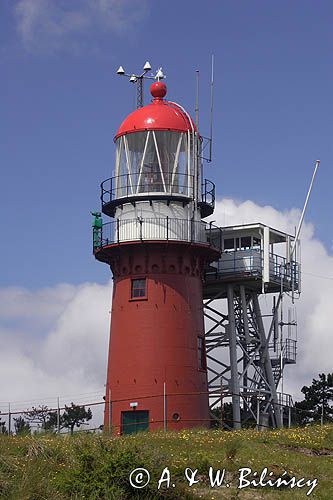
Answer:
[220,378,224,429]
[109,388,112,433]
[57,397,60,434]
[288,405,291,428]
[8,403,11,436]
[256,394,260,430]
[163,382,167,432]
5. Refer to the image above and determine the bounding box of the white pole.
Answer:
[256,393,260,430]
[288,405,291,428]
[290,160,320,259]
[8,403,11,436]
[108,388,112,433]
[163,382,167,432]
[220,377,224,429]
[195,69,199,130]
[57,397,60,434]
[209,54,214,162]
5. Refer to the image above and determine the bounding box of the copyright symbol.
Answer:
[129,468,150,488]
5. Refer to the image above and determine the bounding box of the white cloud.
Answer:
[14,0,149,53]
[0,198,332,425]
[0,281,112,418]
[212,198,333,399]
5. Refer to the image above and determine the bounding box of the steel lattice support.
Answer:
[204,286,284,429]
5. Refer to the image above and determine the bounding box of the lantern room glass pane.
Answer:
[126,132,146,186]
[173,134,188,195]
[115,138,129,197]
[154,131,180,178]
[115,131,193,198]
[139,132,164,192]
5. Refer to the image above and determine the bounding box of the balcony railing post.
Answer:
[139,218,143,241]
[116,219,119,244]
[100,181,104,206]
[166,216,169,241]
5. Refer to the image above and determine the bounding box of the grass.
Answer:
[0,424,332,499]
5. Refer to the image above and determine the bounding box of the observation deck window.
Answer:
[224,238,234,251]
[241,237,251,249]
[223,235,262,252]
[253,237,261,249]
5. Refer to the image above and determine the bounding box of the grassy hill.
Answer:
[0,424,332,499]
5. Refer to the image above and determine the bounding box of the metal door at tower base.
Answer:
[121,410,149,435]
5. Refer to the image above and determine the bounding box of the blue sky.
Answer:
[1,0,332,289]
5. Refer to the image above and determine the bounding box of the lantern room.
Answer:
[101,82,215,218]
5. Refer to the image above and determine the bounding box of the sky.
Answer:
[0,1,332,418]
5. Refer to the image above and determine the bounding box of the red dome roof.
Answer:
[115,82,196,140]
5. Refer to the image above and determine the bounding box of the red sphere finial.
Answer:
[150,81,167,99]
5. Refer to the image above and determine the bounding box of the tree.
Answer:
[62,403,92,435]
[0,415,7,435]
[211,403,238,429]
[46,410,61,431]
[295,373,333,425]
[14,416,31,436]
[26,405,61,432]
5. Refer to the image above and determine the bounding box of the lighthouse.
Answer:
[94,79,220,434]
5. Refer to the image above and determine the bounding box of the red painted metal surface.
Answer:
[103,242,212,433]
[115,82,196,139]
[150,81,167,98]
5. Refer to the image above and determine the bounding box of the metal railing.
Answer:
[100,174,215,211]
[200,178,215,211]
[1,389,318,436]
[270,255,300,289]
[256,339,297,367]
[204,249,300,289]
[271,338,297,364]
[101,173,194,204]
[205,249,263,278]
[93,217,222,250]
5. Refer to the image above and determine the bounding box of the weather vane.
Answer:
[116,61,166,108]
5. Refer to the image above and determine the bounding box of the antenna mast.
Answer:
[116,62,166,108]
[195,69,200,129]
[290,159,320,259]
[209,54,215,162]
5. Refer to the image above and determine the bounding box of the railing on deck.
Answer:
[100,175,215,215]
[93,218,222,250]
[269,338,297,364]
[101,173,194,203]
[200,179,215,211]
[204,248,300,288]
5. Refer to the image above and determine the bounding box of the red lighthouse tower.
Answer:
[94,80,220,434]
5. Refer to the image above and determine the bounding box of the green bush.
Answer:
[54,434,192,499]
